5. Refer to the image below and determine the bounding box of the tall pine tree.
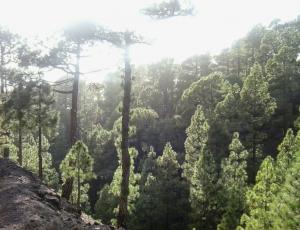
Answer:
[190,148,219,230]
[240,63,276,182]
[60,141,95,209]
[183,105,209,180]
[218,132,248,230]
[239,156,278,230]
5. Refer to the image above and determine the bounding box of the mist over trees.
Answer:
[0,1,300,229]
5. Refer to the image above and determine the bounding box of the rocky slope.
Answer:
[0,159,111,230]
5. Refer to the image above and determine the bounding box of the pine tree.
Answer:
[142,0,194,19]
[218,132,248,230]
[21,133,58,188]
[239,156,279,230]
[215,84,242,137]
[177,54,212,99]
[32,77,58,180]
[130,148,158,230]
[214,83,243,164]
[239,128,300,229]
[130,173,157,230]
[0,27,19,94]
[181,72,229,119]
[87,124,117,181]
[265,44,299,132]
[95,148,140,226]
[190,148,218,230]
[271,150,300,229]
[183,105,209,180]
[240,63,276,182]
[129,143,190,230]
[60,141,95,208]
[147,143,190,230]
[94,184,118,225]
[275,128,297,184]
[2,77,36,166]
[139,146,157,187]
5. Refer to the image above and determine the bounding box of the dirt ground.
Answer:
[0,159,111,230]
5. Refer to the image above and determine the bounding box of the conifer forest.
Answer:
[0,0,300,229]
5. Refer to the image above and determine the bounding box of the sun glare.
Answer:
[0,0,299,80]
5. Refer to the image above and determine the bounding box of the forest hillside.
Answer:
[0,0,300,229]
[0,158,110,230]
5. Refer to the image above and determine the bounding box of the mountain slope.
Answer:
[0,158,110,230]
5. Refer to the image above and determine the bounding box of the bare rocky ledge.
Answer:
[0,159,111,230]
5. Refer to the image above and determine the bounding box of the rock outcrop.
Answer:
[0,159,111,230]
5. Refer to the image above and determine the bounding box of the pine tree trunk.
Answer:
[18,124,22,166]
[17,83,23,166]
[117,39,132,229]
[77,149,81,208]
[61,177,74,200]
[70,42,80,146]
[38,78,43,179]
[0,45,9,160]
[3,147,9,158]
[237,48,240,78]
[38,122,42,179]
[62,42,80,201]
[0,45,4,94]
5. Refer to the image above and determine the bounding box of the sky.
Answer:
[0,0,300,81]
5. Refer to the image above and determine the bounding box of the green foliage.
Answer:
[1,14,300,230]
[177,54,213,98]
[154,143,190,230]
[60,141,95,207]
[275,128,297,183]
[134,59,178,118]
[239,156,278,230]
[183,105,209,180]
[215,84,242,136]
[240,63,276,139]
[129,148,159,230]
[131,143,190,230]
[142,0,194,19]
[271,150,300,229]
[113,107,159,161]
[20,134,58,187]
[190,148,219,230]
[0,113,18,160]
[238,128,300,229]
[94,184,118,224]
[218,132,248,230]
[182,72,229,118]
[94,148,140,226]
[240,63,276,181]
[2,78,36,132]
[130,173,158,230]
[87,125,117,181]
[139,146,157,186]
[33,80,58,139]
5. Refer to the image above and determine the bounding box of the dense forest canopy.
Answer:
[0,0,300,229]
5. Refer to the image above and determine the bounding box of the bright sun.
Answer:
[0,0,299,81]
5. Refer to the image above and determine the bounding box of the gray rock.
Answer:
[0,159,110,230]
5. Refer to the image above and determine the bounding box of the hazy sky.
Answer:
[0,0,300,81]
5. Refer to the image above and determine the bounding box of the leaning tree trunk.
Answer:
[117,40,132,229]
[62,42,80,201]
